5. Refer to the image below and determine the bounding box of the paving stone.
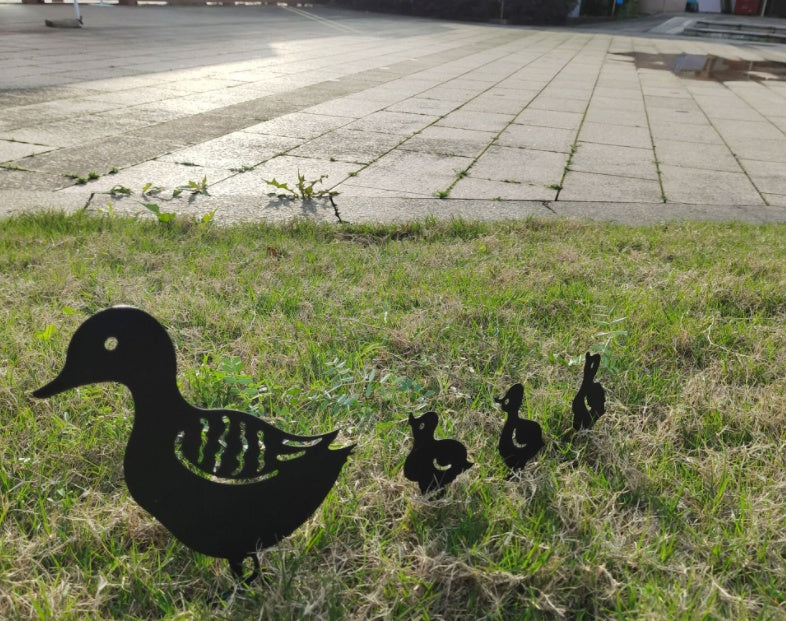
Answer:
[399,126,495,158]
[304,97,389,118]
[654,140,741,174]
[18,136,169,177]
[0,190,86,217]
[740,160,786,195]
[513,109,583,130]
[0,117,137,150]
[712,119,780,141]
[158,133,301,169]
[436,110,514,133]
[288,129,402,165]
[0,167,71,191]
[649,121,724,144]
[385,97,461,116]
[496,125,576,153]
[725,138,786,164]
[578,122,652,149]
[470,146,567,186]
[337,151,472,197]
[242,113,353,140]
[345,111,437,135]
[0,139,54,163]
[570,142,658,180]
[659,165,764,205]
[527,97,588,113]
[762,194,786,207]
[339,197,553,223]
[449,177,556,201]
[584,107,649,127]
[559,171,663,203]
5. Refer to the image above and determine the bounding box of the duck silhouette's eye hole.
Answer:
[104,337,118,351]
[418,422,425,431]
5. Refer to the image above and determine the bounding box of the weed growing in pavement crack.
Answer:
[264,171,339,201]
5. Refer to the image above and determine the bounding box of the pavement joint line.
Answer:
[551,38,611,202]
[636,58,667,204]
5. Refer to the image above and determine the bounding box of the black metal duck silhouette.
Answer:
[572,352,606,430]
[403,411,472,495]
[495,383,544,470]
[33,306,354,583]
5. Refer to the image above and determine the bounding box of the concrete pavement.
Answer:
[2,4,786,224]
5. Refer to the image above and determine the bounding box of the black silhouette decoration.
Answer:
[404,411,472,495]
[33,306,354,583]
[495,383,544,470]
[572,352,606,430]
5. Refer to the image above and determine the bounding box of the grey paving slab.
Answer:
[649,121,725,144]
[559,171,663,203]
[449,177,557,201]
[654,140,741,173]
[0,139,54,163]
[344,111,438,136]
[287,129,402,165]
[0,167,71,192]
[659,165,764,205]
[469,146,567,186]
[578,123,653,150]
[336,151,472,197]
[337,197,554,223]
[570,142,659,180]
[16,135,169,178]
[496,125,576,153]
[527,96,589,114]
[724,138,786,164]
[159,133,301,170]
[0,190,86,217]
[1,117,136,149]
[242,113,354,141]
[513,109,583,131]
[436,110,515,133]
[398,126,496,158]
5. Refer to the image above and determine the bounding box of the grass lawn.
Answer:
[1,212,784,619]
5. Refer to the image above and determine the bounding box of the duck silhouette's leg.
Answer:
[228,554,260,585]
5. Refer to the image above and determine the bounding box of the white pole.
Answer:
[74,0,82,23]
[760,0,768,16]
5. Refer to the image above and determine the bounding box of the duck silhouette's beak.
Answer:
[33,365,77,399]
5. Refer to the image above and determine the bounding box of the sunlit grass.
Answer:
[1,212,784,619]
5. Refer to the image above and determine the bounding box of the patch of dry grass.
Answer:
[0,213,784,619]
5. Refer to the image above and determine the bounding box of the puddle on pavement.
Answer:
[616,52,786,82]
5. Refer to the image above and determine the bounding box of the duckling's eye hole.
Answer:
[104,337,118,351]
[418,423,425,430]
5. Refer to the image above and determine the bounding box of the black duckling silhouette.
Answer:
[572,352,606,431]
[33,306,354,583]
[403,411,472,495]
[494,383,544,470]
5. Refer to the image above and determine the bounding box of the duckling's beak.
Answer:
[33,364,78,398]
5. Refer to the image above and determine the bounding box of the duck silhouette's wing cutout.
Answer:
[176,409,339,482]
